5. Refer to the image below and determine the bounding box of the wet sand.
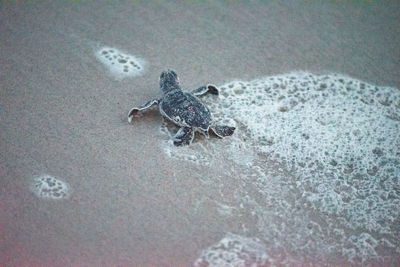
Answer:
[1,1,399,265]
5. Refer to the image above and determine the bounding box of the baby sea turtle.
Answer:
[128,70,235,146]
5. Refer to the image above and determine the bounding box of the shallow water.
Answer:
[16,71,400,265]
[163,72,400,265]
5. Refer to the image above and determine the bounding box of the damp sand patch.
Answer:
[96,46,146,79]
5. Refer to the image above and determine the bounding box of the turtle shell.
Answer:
[160,90,212,130]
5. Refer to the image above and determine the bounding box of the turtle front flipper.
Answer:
[172,127,194,146]
[128,99,159,123]
[210,125,235,138]
[191,84,219,97]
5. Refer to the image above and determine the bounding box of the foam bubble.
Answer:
[194,233,269,267]
[96,47,145,79]
[216,202,236,216]
[30,174,70,200]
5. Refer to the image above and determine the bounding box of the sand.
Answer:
[1,0,399,265]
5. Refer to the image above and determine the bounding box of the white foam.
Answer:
[344,233,380,263]
[216,202,236,216]
[194,233,269,267]
[170,72,400,264]
[96,47,145,79]
[210,72,399,234]
[30,174,70,200]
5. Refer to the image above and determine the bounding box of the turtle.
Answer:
[128,70,235,146]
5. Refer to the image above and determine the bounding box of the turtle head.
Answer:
[160,70,181,94]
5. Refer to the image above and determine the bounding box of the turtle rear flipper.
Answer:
[192,84,219,97]
[172,127,194,146]
[128,99,159,123]
[210,125,235,138]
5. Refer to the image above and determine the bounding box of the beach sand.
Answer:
[1,1,399,265]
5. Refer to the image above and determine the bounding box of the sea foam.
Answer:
[30,174,70,200]
[96,46,145,79]
[211,72,399,234]
[194,233,269,267]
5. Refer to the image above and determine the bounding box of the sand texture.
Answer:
[1,1,399,265]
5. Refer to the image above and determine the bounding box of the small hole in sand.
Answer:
[279,106,289,112]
